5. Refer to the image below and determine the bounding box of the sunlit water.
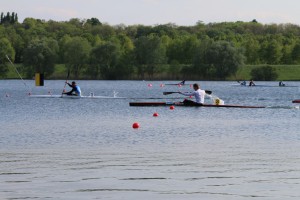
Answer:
[1,80,300,200]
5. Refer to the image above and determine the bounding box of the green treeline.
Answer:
[1,13,300,80]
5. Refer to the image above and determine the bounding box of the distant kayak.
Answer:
[231,84,298,88]
[164,80,187,86]
[164,83,188,86]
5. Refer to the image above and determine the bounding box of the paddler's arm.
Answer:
[65,82,72,87]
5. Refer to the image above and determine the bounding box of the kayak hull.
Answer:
[29,94,126,99]
[129,102,265,108]
[292,99,300,103]
[28,94,181,100]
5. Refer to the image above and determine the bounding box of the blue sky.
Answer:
[2,0,299,26]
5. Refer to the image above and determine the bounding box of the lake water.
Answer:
[1,80,300,200]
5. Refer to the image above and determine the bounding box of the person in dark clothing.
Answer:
[63,81,81,96]
[249,80,256,86]
[179,80,186,85]
[279,81,285,86]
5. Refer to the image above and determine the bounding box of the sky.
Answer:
[2,0,300,26]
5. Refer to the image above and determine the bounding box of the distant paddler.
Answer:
[179,80,186,85]
[63,81,81,96]
[249,80,256,86]
[279,81,285,87]
[179,83,205,105]
[237,80,246,86]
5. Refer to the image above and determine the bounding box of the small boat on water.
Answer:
[292,99,300,103]
[28,94,183,100]
[232,84,298,88]
[29,94,126,99]
[164,83,187,86]
[164,80,187,86]
[129,102,265,109]
[232,81,298,87]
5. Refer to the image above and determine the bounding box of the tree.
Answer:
[259,37,283,64]
[167,35,199,64]
[134,35,167,79]
[250,66,278,81]
[23,38,58,78]
[194,40,245,80]
[168,60,182,79]
[242,36,260,64]
[86,18,102,26]
[291,42,300,64]
[0,12,18,24]
[63,37,91,79]
[0,38,15,77]
[5,26,24,63]
[113,34,135,79]
[89,42,121,79]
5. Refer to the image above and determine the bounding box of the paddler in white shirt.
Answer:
[179,83,206,105]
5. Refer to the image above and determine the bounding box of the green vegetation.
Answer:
[230,65,300,81]
[6,63,300,81]
[1,12,300,80]
[250,66,278,81]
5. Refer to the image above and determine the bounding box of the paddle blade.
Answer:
[164,91,212,95]
[205,90,212,95]
[163,92,179,95]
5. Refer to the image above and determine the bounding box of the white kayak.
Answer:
[29,94,126,99]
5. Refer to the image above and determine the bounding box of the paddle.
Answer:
[163,90,212,95]
[62,70,70,95]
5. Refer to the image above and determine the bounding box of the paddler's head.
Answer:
[193,83,199,90]
[72,81,76,86]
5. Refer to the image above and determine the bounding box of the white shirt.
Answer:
[180,89,205,103]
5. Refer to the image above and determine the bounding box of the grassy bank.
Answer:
[229,65,300,81]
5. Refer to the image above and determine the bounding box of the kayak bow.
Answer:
[292,99,300,103]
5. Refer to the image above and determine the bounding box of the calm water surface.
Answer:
[1,80,300,200]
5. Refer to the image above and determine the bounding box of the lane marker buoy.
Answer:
[153,112,159,117]
[132,122,140,129]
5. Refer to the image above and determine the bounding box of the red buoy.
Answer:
[153,112,159,117]
[132,122,140,129]
[170,105,175,110]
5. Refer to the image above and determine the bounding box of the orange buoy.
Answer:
[160,84,164,87]
[170,105,175,110]
[153,112,159,117]
[132,122,140,129]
